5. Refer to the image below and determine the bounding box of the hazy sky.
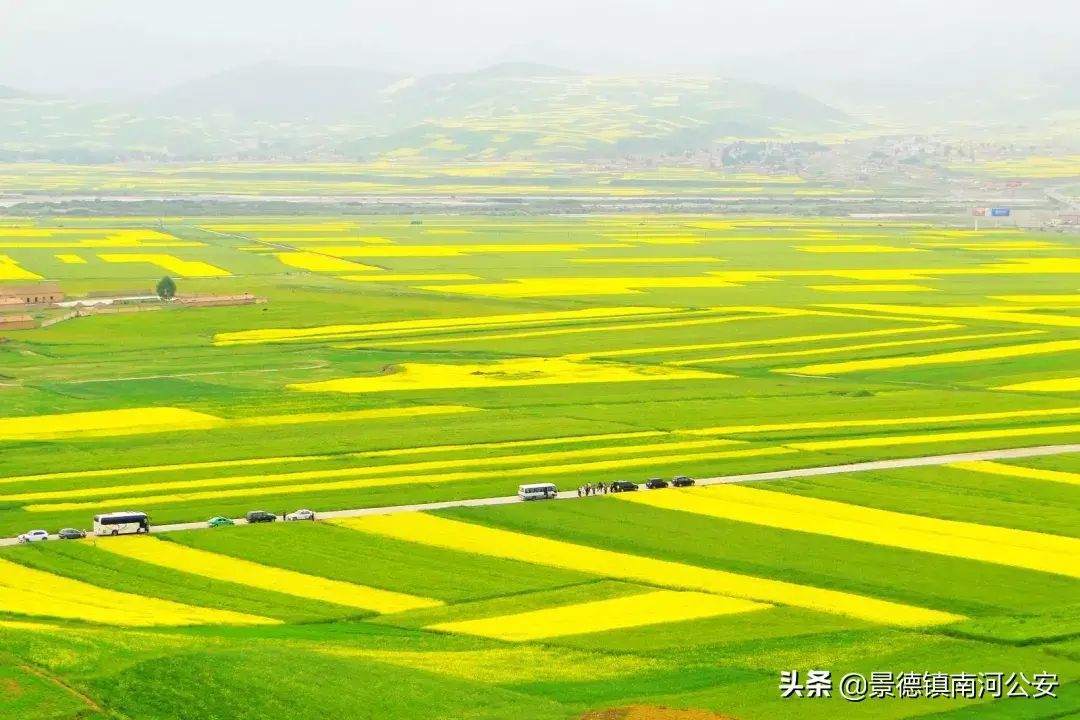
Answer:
[1,0,1075,95]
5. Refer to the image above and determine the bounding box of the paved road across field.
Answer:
[3,442,1079,546]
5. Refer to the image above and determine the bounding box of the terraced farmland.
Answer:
[1,214,1079,719]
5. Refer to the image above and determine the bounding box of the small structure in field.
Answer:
[0,283,65,306]
[0,314,34,331]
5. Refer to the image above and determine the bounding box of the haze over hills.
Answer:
[0,63,853,162]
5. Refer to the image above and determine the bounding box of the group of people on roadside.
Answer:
[577,482,608,497]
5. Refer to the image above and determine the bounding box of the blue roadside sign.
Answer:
[991,208,1011,217]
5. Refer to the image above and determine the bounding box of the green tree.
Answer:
[156,276,176,302]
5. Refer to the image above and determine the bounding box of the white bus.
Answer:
[518,483,558,501]
[94,511,150,536]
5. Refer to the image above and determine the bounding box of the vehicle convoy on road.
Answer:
[93,512,150,537]
[611,480,639,493]
[645,477,669,489]
[672,475,695,487]
[17,529,48,543]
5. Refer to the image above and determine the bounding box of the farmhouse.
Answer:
[0,283,65,306]
[0,314,34,331]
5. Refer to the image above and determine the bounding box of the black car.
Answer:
[645,477,668,490]
[246,511,277,524]
[610,480,639,493]
[58,528,85,540]
[672,476,695,487]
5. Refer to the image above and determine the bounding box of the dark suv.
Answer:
[610,480,639,493]
[645,477,668,490]
[246,511,277,524]
[672,476,695,487]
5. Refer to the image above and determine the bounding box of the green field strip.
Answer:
[945,604,1080,646]
[439,501,1080,616]
[0,542,353,623]
[165,522,596,604]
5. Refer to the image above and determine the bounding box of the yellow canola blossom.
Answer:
[273,252,379,272]
[54,254,87,264]
[340,274,481,282]
[0,255,42,280]
[98,254,231,278]
[320,646,663,684]
[808,285,935,293]
[684,405,1080,436]
[314,244,629,258]
[791,423,1080,451]
[569,257,726,264]
[779,338,1080,376]
[0,407,224,441]
[337,513,962,627]
[0,558,277,627]
[993,295,1080,306]
[290,357,730,394]
[819,303,1080,328]
[5,438,743,504]
[616,486,1080,579]
[215,306,679,346]
[256,236,394,245]
[949,461,1080,487]
[26,446,792,512]
[996,377,1080,392]
[418,277,743,297]
[574,324,962,360]
[795,245,924,253]
[670,330,1041,367]
[232,404,481,428]
[95,537,441,614]
[428,590,768,641]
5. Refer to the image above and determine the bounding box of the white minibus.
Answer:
[518,483,558,500]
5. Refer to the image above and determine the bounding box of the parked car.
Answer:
[245,511,277,524]
[58,528,86,540]
[286,509,316,521]
[17,529,49,543]
[610,480,639,493]
[645,477,669,490]
[672,476,695,487]
[207,516,235,528]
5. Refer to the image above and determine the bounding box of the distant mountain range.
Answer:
[0,63,853,162]
[0,85,25,100]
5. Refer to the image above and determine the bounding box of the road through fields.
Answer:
[3,442,1078,546]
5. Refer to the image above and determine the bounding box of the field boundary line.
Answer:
[18,663,104,713]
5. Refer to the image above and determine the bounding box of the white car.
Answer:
[285,509,316,521]
[17,529,49,543]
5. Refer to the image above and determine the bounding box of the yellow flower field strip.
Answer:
[230,404,481,428]
[790,423,1080,451]
[0,241,205,248]
[918,242,1061,251]
[25,447,793,512]
[214,306,682,345]
[339,274,482,282]
[669,330,1044,367]
[427,590,769,641]
[684,405,1080,437]
[291,357,730,394]
[949,461,1080,487]
[273,252,380,272]
[615,486,1080,578]
[0,407,225,441]
[0,256,43,281]
[94,537,441,614]
[0,228,176,238]
[997,377,1080,392]
[97,254,232,278]
[337,513,961,627]
[795,245,925,253]
[818,303,1080,328]
[992,296,1080,305]
[9,438,746,505]
[570,324,962,360]
[0,430,664,486]
[778,338,1080,376]
[0,558,277,627]
[568,257,727,264]
[808,285,936,293]
[417,277,744,297]
[253,236,395,244]
[342,311,792,349]
[54,254,87,264]
[313,244,632,257]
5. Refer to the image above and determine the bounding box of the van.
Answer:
[518,483,558,500]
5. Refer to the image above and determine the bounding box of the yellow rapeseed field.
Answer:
[335,513,962,627]
[808,285,935,292]
[290,357,730,394]
[314,244,629,258]
[795,245,924,253]
[339,274,481,282]
[778,338,1080,375]
[54,254,87,264]
[26,447,793,512]
[0,558,277,627]
[273,252,380,272]
[790,423,1080,451]
[949,461,1080,487]
[232,404,481,427]
[616,486,1080,579]
[569,257,726,264]
[0,255,42,280]
[428,590,768,641]
[0,407,225,441]
[98,254,232,277]
[95,537,442,614]
[996,377,1080,392]
[418,277,743,297]
[820,303,1080,328]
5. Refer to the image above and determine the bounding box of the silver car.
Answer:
[17,529,49,543]
[285,509,316,521]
